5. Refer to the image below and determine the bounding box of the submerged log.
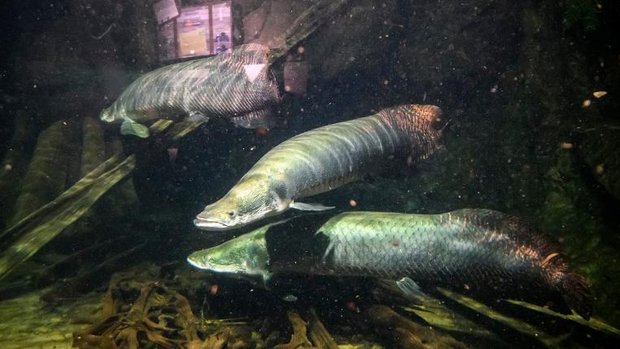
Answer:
[0,116,201,282]
[95,138,139,220]
[7,120,74,226]
[365,305,468,349]
[505,299,620,338]
[36,238,115,285]
[0,111,35,226]
[375,280,495,339]
[437,288,561,348]
[80,116,106,176]
[41,243,146,303]
[275,0,350,55]
[0,154,136,280]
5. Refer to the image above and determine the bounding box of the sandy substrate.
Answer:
[0,289,101,349]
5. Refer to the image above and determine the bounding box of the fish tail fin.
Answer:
[560,272,593,320]
[121,119,150,138]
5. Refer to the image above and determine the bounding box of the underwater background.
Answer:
[0,0,619,348]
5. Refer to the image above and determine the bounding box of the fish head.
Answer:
[194,176,288,231]
[99,108,114,122]
[99,106,116,123]
[187,225,272,286]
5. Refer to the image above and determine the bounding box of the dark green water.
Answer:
[0,1,618,348]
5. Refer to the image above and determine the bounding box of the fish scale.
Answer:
[280,210,591,317]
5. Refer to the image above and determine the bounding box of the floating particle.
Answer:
[256,127,269,137]
[593,91,607,98]
[210,284,219,296]
[282,294,298,302]
[595,164,604,175]
[346,301,360,313]
[560,142,573,150]
[582,99,592,108]
[406,155,414,166]
[167,147,178,163]
[349,199,357,207]
[297,46,305,54]
[3,163,12,171]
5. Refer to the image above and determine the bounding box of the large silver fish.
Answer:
[188,209,592,319]
[194,104,443,231]
[100,44,280,138]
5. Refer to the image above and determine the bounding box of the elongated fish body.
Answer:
[188,209,592,319]
[194,104,443,230]
[100,44,280,137]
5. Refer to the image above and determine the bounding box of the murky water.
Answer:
[0,1,618,348]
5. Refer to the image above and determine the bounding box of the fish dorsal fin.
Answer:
[244,63,266,82]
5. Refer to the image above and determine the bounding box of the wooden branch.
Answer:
[365,305,468,349]
[307,308,338,349]
[270,0,351,62]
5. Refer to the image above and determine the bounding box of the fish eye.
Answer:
[227,211,236,218]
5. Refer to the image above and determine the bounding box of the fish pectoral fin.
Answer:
[120,119,150,138]
[396,277,429,302]
[289,201,335,211]
[261,271,273,289]
[231,109,276,129]
[188,111,209,123]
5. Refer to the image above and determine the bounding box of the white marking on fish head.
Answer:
[243,64,266,82]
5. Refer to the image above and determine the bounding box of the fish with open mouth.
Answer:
[188,209,592,319]
[100,43,280,138]
[193,104,443,231]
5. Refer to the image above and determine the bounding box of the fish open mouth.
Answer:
[193,217,232,231]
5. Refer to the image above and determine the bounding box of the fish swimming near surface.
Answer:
[188,209,593,319]
[100,43,281,138]
[194,104,443,231]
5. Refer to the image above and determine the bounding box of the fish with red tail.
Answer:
[188,209,593,319]
[194,104,443,231]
